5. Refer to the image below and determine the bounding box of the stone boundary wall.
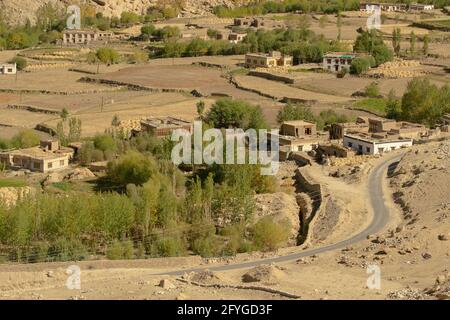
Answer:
[248,71,295,84]
[7,104,60,115]
[294,167,325,245]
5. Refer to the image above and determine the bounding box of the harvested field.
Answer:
[234,74,352,103]
[0,69,112,93]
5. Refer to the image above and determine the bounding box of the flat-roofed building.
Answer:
[360,2,408,12]
[62,29,114,45]
[330,122,370,140]
[0,139,73,173]
[0,63,17,75]
[280,120,317,137]
[245,51,293,68]
[323,52,357,73]
[343,132,413,155]
[140,117,192,137]
[228,32,246,44]
[368,117,398,133]
[409,3,434,11]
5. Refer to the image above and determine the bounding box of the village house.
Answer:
[233,17,283,29]
[323,52,357,73]
[330,121,370,140]
[317,143,356,159]
[343,132,413,155]
[409,3,435,11]
[62,29,114,45]
[0,139,73,173]
[245,51,293,68]
[359,2,407,12]
[0,63,17,75]
[228,32,247,44]
[270,120,328,160]
[139,117,192,137]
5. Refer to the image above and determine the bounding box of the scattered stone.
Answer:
[158,279,176,290]
[65,168,96,181]
[189,270,221,285]
[242,264,284,284]
[438,234,449,241]
[422,252,432,260]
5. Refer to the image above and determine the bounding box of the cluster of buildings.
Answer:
[134,117,193,137]
[0,139,74,173]
[245,51,293,69]
[0,63,17,75]
[233,17,284,29]
[216,31,247,44]
[272,114,441,162]
[360,2,435,12]
[62,29,114,46]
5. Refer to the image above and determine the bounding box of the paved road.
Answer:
[160,154,403,276]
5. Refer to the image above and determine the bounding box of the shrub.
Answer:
[11,130,40,148]
[107,151,157,186]
[106,240,134,260]
[251,217,291,252]
[9,56,27,70]
[364,82,381,98]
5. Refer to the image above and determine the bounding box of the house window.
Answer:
[348,142,353,147]
[33,162,40,169]
[7,68,13,73]
[358,145,363,151]
[366,147,371,153]
[48,162,53,169]
[60,160,65,166]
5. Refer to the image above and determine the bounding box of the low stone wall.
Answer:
[294,167,324,245]
[35,123,58,137]
[79,77,190,95]
[248,71,295,84]
[7,104,60,115]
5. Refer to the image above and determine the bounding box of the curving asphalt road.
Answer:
[160,154,403,276]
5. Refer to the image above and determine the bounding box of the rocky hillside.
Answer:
[0,0,254,25]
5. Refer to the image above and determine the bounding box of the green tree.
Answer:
[107,151,157,186]
[206,98,267,130]
[423,34,429,56]
[251,217,290,252]
[196,101,205,120]
[392,28,401,56]
[410,31,416,57]
[364,82,381,98]
[60,108,69,121]
[386,90,402,120]
[9,56,27,70]
[276,104,315,124]
[11,130,40,148]
[140,24,155,42]
[96,47,120,65]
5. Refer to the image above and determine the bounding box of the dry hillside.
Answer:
[0,0,254,25]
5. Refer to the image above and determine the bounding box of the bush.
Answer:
[11,130,40,148]
[107,151,157,186]
[106,240,134,260]
[251,217,291,252]
[350,56,374,75]
[152,236,186,257]
[9,56,27,70]
[364,82,381,98]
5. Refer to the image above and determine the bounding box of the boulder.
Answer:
[65,168,96,181]
[158,279,176,289]
[242,264,284,283]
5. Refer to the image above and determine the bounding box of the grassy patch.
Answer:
[51,181,72,192]
[353,98,387,116]
[230,68,249,76]
[0,178,27,188]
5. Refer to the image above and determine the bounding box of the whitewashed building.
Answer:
[409,3,435,11]
[323,52,357,73]
[343,133,413,155]
[0,63,17,75]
